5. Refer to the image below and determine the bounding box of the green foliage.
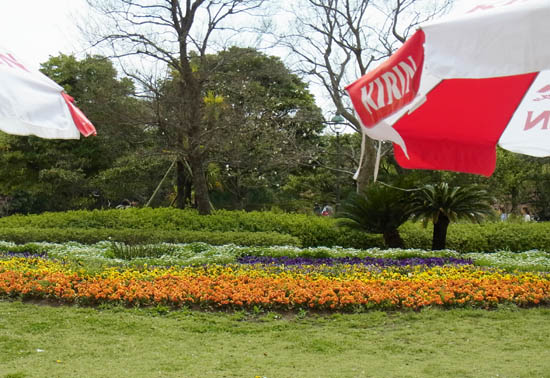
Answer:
[4,208,550,252]
[400,221,550,253]
[488,149,541,213]
[0,227,299,247]
[336,184,410,247]
[197,47,325,210]
[0,208,378,248]
[277,133,361,211]
[444,222,550,252]
[409,182,494,250]
[409,183,494,226]
[110,242,167,259]
[91,154,172,206]
[398,223,433,250]
[153,47,326,212]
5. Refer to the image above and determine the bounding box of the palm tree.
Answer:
[408,182,494,250]
[336,184,410,248]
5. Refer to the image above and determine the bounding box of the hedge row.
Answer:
[0,227,300,247]
[399,222,550,252]
[1,208,549,252]
[0,208,304,231]
[0,208,384,249]
[432,222,550,253]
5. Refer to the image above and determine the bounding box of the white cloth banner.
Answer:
[499,71,550,156]
[422,0,550,80]
[0,46,81,139]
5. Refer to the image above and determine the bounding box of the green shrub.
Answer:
[2,208,550,252]
[399,222,550,252]
[110,242,167,260]
[0,227,300,247]
[0,208,383,248]
[399,223,432,250]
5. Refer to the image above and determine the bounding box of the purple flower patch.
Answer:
[237,255,473,267]
[1,251,47,259]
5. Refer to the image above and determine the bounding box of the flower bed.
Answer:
[237,255,473,267]
[1,256,549,311]
[3,241,550,272]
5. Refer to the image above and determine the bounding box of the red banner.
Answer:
[345,30,425,127]
[61,92,97,137]
[393,73,537,176]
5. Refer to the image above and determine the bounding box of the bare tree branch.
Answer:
[85,0,266,214]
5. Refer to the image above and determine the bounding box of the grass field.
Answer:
[1,301,549,378]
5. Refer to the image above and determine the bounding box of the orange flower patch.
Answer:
[1,257,549,311]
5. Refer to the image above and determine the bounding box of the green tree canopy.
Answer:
[201,47,325,210]
[152,47,325,211]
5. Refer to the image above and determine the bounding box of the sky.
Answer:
[0,0,90,70]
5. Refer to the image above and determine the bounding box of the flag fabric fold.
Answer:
[0,46,96,140]
[345,0,550,177]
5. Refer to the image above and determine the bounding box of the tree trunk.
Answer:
[432,214,450,250]
[178,66,211,215]
[188,151,211,215]
[383,229,404,248]
[184,178,192,208]
[175,159,186,209]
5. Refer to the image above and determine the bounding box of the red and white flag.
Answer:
[0,46,96,139]
[346,0,550,176]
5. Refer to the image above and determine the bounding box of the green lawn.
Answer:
[1,301,549,378]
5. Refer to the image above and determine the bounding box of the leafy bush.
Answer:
[0,208,383,248]
[408,182,494,250]
[1,208,550,252]
[0,227,300,247]
[401,222,550,252]
[336,184,410,248]
[110,242,168,259]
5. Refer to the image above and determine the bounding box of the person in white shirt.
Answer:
[522,207,531,222]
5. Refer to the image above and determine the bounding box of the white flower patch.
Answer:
[1,240,549,271]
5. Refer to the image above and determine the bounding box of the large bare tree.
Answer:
[278,0,452,190]
[85,0,265,214]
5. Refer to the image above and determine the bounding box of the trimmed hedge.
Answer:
[0,208,384,248]
[0,227,300,247]
[400,222,550,252]
[1,208,549,252]
[442,222,550,252]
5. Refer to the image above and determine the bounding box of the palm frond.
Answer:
[408,182,494,225]
[336,183,410,234]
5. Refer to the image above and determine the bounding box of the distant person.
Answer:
[314,203,322,216]
[322,204,334,216]
[116,199,131,209]
[499,206,508,221]
[522,207,531,222]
